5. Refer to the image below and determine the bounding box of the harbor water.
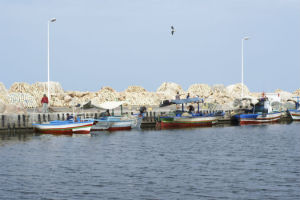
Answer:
[0,123,300,200]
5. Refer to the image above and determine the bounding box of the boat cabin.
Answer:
[252,97,273,114]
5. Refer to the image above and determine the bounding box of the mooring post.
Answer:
[13,123,16,134]
[149,112,153,122]
[38,114,41,123]
[22,115,26,127]
[1,115,4,128]
[17,115,21,128]
[48,114,50,122]
[57,113,60,120]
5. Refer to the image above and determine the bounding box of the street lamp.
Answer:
[241,36,249,98]
[48,18,56,102]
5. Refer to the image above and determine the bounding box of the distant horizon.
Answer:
[1,0,299,93]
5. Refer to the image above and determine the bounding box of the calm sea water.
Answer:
[0,123,300,200]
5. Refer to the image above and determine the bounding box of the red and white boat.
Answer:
[234,97,282,125]
[160,115,217,129]
[288,110,300,121]
[287,97,300,121]
[236,112,282,125]
[158,97,218,129]
[33,120,94,134]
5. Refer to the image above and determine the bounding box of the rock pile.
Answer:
[226,83,251,99]
[293,89,300,97]
[8,93,37,108]
[187,84,211,98]
[275,89,293,102]
[0,82,9,104]
[157,82,184,100]
[124,86,147,93]
[0,81,298,112]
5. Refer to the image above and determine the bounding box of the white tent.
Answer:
[97,101,126,110]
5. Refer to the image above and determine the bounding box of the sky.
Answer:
[0,0,299,92]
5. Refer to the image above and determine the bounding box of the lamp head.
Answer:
[50,18,56,22]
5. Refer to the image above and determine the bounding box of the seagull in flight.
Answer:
[171,26,175,35]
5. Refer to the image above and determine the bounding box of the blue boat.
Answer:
[234,97,282,125]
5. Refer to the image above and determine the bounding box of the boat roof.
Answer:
[171,97,203,104]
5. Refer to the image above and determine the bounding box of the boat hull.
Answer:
[235,112,282,125]
[288,110,300,121]
[91,115,142,131]
[33,121,94,134]
[160,116,217,129]
[91,120,132,131]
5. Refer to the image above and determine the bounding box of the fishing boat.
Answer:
[91,101,144,131]
[92,116,141,131]
[33,119,94,134]
[287,97,300,121]
[158,97,218,129]
[234,97,282,125]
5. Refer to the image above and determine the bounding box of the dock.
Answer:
[0,108,293,133]
[0,109,234,132]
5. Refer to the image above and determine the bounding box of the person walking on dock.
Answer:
[41,94,49,113]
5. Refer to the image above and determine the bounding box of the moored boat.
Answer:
[287,97,300,121]
[234,97,282,125]
[288,110,300,121]
[33,120,94,134]
[235,112,282,125]
[91,101,144,131]
[92,116,138,131]
[160,115,217,129]
[158,97,218,129]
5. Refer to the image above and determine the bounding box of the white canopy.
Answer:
[97,101,125,110]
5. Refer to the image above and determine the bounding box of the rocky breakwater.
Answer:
[0,81,299,113]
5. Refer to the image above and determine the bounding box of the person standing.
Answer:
[41,94,49,113]
[175,92,181,110]
[175,92,180,100]
[186,93,190,99]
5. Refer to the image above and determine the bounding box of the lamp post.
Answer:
[241,36,249,98]
[48,18,56,102]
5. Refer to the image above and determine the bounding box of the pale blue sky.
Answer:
[0,0,299,92]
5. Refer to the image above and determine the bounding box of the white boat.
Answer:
[91,101,144,131]
[33,120,94,134]
[92,116,141,131]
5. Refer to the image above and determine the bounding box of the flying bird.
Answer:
[171,26,175,35]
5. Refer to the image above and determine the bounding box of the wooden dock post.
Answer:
[1,115,4,128]
[22,115,26,127]
[18,115,21,128]
[149,112,152,122]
